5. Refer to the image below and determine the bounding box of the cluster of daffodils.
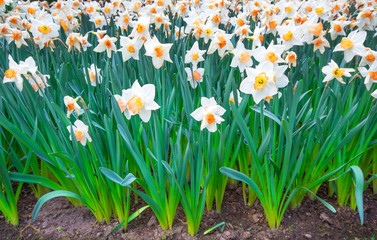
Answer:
[2,0,377,133]
[3,55,49,93]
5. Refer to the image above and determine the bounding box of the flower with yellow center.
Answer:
[130,17,150,40]
[144,37,173,69]
[240,62,277,104]
[191,97,226,132]
[322,60,354,84]
[276,23,303,50]
[67,120,92,146]
[333,30,367,63]
[30,16,60,45]
[114,80,160,122]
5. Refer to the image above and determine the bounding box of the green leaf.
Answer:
[120,173,137,187]
[100,167,123,185]
[32,191,85,221]
[220,167,263,200]
[204,221,225,235]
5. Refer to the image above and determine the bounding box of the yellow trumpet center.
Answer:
[282,31,293,41]
[74,129,84,141]
[340,38,353,49]
[332,68,345,77]
[254,72,269,90]
[38,25,52,34]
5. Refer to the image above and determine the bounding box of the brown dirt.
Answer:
[1,183,376,240]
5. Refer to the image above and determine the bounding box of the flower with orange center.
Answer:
[74,129,84,142]
[282,31,293,41]
[94,35,117,58]
[5,69,17,79]
[136,24,145,33]
[334,24,342,32]
[266,52,278,63]
[145,37,173,69]
[191,97,226,132]
[114,80,160,122]
[334,30,366,63]
[64,96,81,117]
[315,7,324,15]
[366,54,376,63]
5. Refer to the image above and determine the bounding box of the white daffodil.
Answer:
[240,62,278,104]
[190,97,226,132]
[207,30,234,57]
[185,67,204,89]
[114,80,160,122]
[229,90,242,105]
[333,30,367,63]
[4,28,30,48]
[144,37,173,69]
[359,62,377,91]
[251,43,285,66]
[67,120,92,146]
[184,41,206,67]
[311,35,330,54]
[93,35,117,58]
[322,60,355,84]
[85,64,102,87]
[3,55,28,91]
[285,51,297,68]
[230,41,253,72]
[30,16,60,45]
[118,36,143,62]
[329,19,351,41]
[276,22,304,50]
[64,96,81,118]
[359,48,377,67]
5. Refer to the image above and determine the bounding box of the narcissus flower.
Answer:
[190,97,226,132]
[239,62,278,104]
[85,64,102,86]
[251,43,285,66]
[322,60,355,84]
[3,55,28,91]
[185,67,204,89]
[229,90,242,105]
[93,35,117,58]
[359,62,377,90]
[30,16,60,44]
[185,41,206,67]
[333,30,366,63]
[64,96,81,118]
[207,30,234,57]
[114,80,160,122]
[144,37,173,69]
[67,120,92,146]
[230,41,253,72]
[118,36,143,62]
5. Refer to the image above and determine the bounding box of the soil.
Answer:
[1,183,376,240]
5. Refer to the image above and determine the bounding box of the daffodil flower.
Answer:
[144,37,173,69]
[190,97,226,132]
[67,120,92,146]
[333,30,367,63]
[322,60,355,84]
[93,35,117,58]
[64,96,81,118]
[114,80,160,122]
[3,55,28,91]
[240,62,278,104]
